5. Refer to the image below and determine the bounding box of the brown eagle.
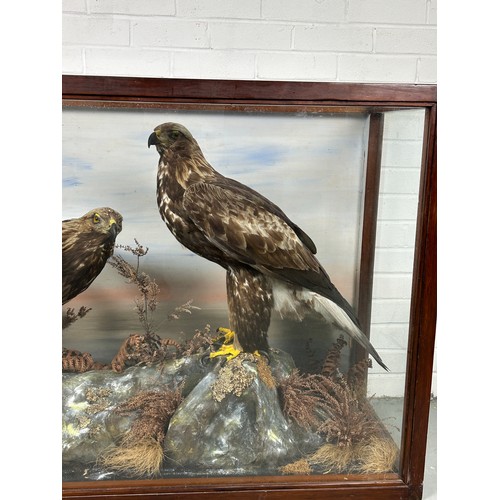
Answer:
[148,123,387,370]
[62,207,123,304]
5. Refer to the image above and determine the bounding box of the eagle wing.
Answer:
[183,180,359,323]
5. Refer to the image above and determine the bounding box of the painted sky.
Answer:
[62,107,369,309]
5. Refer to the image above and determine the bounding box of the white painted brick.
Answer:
[428,0,437,25]
[370,324,409,350]
[380,168,421,194]
[376,28,436,55]
[63,15,129,46]
[173,50,255,79]
[375,221,417,248]
[338,54,417,83]
[257,52,337,81]
[211,22,292,50]
[63,0,86,13]
[367,373,406,397]
[382,141,424,168]
[294,25,372,52]
[369,350,407,374]
[373,274,413,299]
[89,0,175,16]
[373,248,415,273]
[371,299,411,324]
[383,110,426,141]
[62,47,84,73]
[349,0,427,25]
[177,0,261,19]
[85,48,171,77]
[132,20,209,48]
[262,0,345,23]
[418,56,437,83]
[378,194,419,220]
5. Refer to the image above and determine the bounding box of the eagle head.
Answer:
[62,207,123,304]
[148,122,196,155]
[82,207,123,240]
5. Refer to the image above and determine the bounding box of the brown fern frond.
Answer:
[160,337,182,351]
[315,377,379,447]
[62,306,92,330]
[62,348,95,373]
[347,357,372,397]
[111,333,182,372]
[177,325,214,357]
[321,335,347,378]
[278,370,379,447]
[111,334,153,372]
[278,369,323,430]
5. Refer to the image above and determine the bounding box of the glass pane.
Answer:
[62,105,426,481]
[369,109,426,456]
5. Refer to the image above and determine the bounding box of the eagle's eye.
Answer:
[168,130,180,141]
[93,214,101,224]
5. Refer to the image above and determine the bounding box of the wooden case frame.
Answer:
[62,76,437,500]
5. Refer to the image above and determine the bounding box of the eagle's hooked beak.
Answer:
[108,219,120,238]
[148,132,159,148]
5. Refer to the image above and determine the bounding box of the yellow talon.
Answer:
[210,327,240,360]
[209,328,263,361]
[209,343,241,361]
[214,327,235,344]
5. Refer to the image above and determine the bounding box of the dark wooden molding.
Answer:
[400,104,437,493]
[355,113,385,366]
[63,75,436,107]
[62,76,437,500]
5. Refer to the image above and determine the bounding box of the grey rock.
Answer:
[62,349,321,477]
[164,351,321,471]
[62,354,210,464]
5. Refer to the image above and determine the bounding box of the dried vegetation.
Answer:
[100,387,183,476]
[62,240,204,373]
[278,336,398,475]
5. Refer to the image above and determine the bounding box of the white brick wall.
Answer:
[61,0,437,397]
[62,0,437,83]
[367,109,432,397]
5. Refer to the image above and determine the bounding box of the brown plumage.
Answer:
[148,123,387,370]
[62,207,123,304]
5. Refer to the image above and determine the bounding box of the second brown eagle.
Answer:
[149,123,387,370]
[62,207,123,305]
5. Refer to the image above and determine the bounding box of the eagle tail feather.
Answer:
[310,293,389,372]
[271,280,388,371]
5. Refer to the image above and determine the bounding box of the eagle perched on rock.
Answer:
[148,123,387,370]
[62,207,123,304]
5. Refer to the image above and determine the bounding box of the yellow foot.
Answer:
[209,328,264,361]
[210,328,241,361]
[213,327,235,345]
[209,343,241,361]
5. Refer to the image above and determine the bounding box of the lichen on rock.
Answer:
[211,353,256,402]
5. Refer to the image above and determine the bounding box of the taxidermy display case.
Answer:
[62,76,436,499]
